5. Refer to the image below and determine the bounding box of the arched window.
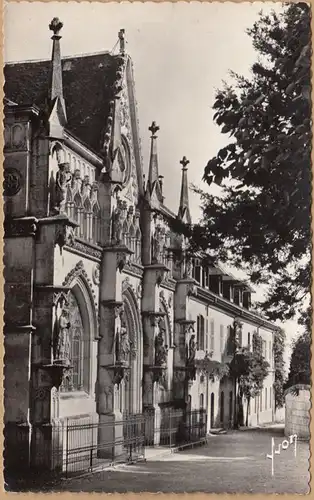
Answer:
[210,392,215,428]
[92,203,100,244]
[200,393,204,410]
[60,291,90,393]
[197,315,205,350]
[74,192,83,238]
[135,228,141,263]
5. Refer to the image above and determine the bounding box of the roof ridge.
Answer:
[5,49,113,66]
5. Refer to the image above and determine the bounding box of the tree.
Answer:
[285,330,311,390]
[273,328,286,409]
[229,332,269,427]
[195,354,230,382]
[192,3,311,322]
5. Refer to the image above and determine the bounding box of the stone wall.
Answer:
[285,385,310,440]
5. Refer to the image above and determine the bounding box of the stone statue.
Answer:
[188,334,196,364]
[55,163,72,213]
[155,331,168,366]
[118,327,130,363]
[152,226,163,263]
[185,258,193,278]
[112,205,123,244]
[55,309,71,364]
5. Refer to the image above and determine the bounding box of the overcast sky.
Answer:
[4,2,299,362]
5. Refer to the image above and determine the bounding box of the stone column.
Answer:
[173,279,197,404]
[142,263,168,445]
[30,216,76,471]
[4,218,37,473]
[96,245,131,459]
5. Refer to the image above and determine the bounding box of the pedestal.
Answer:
[97,411,123,460]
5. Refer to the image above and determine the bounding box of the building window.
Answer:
[269,341,272,366]
[200,393,204,410]
[248,332,251,350]
[210,319,215,352]
[193,259,201,284]
[197,315,205,350]
[60,291,89,393]
[265,388,267,410]
[220,325,224,353]
[226,325,233,355]
[260,391,263,412]
[270,387,272,409]
[264,340,267,358]
[254,396,257,414]
[205,319,209,351]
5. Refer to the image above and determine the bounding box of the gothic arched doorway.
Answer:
[119,286,143,415]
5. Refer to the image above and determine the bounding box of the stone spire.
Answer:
[48,17,66,121]
[178,156,191,224]
[148,121,160,188]
[118,29,126,55]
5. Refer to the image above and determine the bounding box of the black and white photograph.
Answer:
[3,1,311,494]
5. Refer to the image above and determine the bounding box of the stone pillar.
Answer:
[142,263,168,445]
[4,218,36,473]
[30,216,76,471]
[173,279,197,404]
[97,245,131,459]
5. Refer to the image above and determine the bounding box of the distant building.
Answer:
[4,20,276,472]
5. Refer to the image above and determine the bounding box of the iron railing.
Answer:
[145,407,207,448]
[5,408,207,482]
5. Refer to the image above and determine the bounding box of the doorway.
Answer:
[210,392,215,428]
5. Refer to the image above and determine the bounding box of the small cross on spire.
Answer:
[180,156,190,170]
[149,121,160,137]
[49,17,63,36]
[118,29,125,54]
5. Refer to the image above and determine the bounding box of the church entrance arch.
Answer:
[119,285,142,415]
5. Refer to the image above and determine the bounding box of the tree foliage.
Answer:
[273,328,286,409]
[229,331,269,426]
[285,330,311,389]
[192,3,311,322]
[195,354,230,382]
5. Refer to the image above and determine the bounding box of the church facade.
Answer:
[4,20,277,472]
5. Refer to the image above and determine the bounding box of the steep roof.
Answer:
[4,52,121,154]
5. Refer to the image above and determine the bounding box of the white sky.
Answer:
[4,2,299,365]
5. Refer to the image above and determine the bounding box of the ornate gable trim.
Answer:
[62,260,98,309]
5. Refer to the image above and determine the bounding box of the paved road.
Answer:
[13,427,311,494]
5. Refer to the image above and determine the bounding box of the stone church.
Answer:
[4,19,277,471]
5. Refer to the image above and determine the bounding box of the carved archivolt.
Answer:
[62,260,98,309]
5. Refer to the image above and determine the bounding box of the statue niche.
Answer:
[115,311,130,365]
[112,204,123,245]
[54,307,71,365]
[186,334,197,381]
[155,318,168,367]
[55,162,72,213]
[152,225,165,264]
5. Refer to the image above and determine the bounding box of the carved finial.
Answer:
[49,17,63,36]
[149,121,160,137]
[180,156,190,170]
[118,29,125,54]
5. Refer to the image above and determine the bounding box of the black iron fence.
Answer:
[5,408,207,481]
[144,407,207,447]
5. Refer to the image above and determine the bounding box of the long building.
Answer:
[4,20,277,473]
